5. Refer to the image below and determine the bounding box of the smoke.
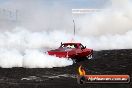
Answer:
[0,0,74,68]
[75,0,132,50]
[78,0,132,36]
[0,48,73,68]
[0,27,73,68]
[0,0,132,68]
[0,0,73,31]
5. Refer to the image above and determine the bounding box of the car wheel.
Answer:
[87,54,93,59]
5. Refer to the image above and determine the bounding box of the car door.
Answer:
[79,44,88,57]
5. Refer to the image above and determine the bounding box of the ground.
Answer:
[0,49,132,88]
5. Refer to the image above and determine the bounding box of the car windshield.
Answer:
[60,44,77,49]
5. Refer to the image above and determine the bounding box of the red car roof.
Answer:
[62,43,81,45]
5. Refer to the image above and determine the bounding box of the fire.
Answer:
[78,65,86,76]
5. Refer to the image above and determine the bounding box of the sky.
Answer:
[0,0,109,9]
[0,0,111,32]
[43,0,109,8]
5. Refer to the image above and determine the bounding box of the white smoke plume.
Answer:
[0,48,73,68]
[0,27,73,68]
[0,0,132,68]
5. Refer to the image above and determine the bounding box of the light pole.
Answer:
[73,19,75,36]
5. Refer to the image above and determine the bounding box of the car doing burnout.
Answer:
[47,42,93,62]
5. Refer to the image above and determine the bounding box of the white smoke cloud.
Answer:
[0,48,73,68]
[0,0,132,68]
[0,49,23,68]
[23,50,73,68]
[0,0,73,32]
[0,27,73,68]
[78,5,132,36]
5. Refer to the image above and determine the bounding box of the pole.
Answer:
[73,19,75,36]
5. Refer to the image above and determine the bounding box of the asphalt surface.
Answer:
[0,49,132,88]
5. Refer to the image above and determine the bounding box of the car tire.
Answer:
[86,54,93,59]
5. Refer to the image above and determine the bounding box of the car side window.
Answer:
[74,44,77,48]
[80,44,85,49]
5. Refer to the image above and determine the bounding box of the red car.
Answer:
[48,42,93,62]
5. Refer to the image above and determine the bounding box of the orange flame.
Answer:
[78,65,86,76]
